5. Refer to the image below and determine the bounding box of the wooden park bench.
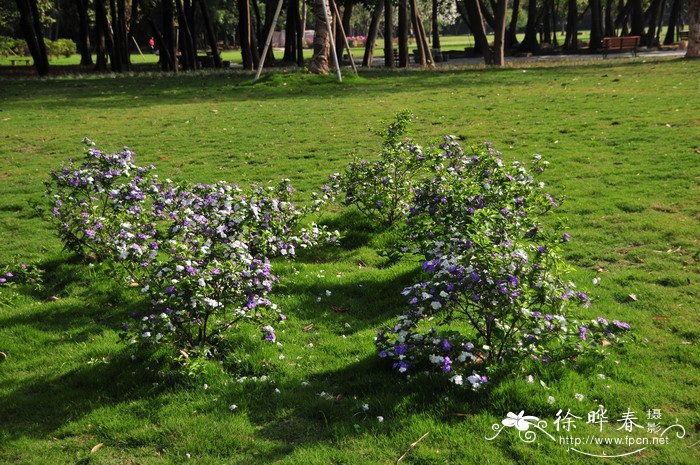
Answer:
[602,36,640,58]
[10,59,31,66]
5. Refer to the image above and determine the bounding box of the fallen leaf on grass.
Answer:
[0,352,7,361]
[302,324,315,332]
[331,306,348,314]
[0,172,8,178]
[158,156,170,160]
[49,295,60,301]
[628,294,638,301]
[90,443,103,454]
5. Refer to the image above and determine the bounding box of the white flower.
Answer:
[575,393,584,401]
[502,411,539,431]
[278,354,285,360]
[203,383,208,390]
[377,416,384,422]
[547,396,556,404]
[526,375,534,384]
[592,277,601,285]
[431,301,442,310]
[301,381,310,387]
[325,290,332,296]
[316,297,322,302]
[362,403,369,411]
[228,404,237,411]
[597,373,606,380]
[450,375,463,385]
[274,388,281,394]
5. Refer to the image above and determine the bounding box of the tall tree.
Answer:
[564,0,578,51]
[506,0,520,48]
[15,0,49,75]
[196,0,222,67]
[589,0,603,49]
[519,0,540,52]
[384,0,394,67]
[463,0,508,65]
[630,0,643,36]
[362,0,383,66]
[431,0,440,49]
[398,0,409,67]
[75,0,93,65]
[310,0,332,73]
[688,0,700,57]
[663,0,681,44]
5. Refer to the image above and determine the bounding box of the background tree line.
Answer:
[0,0,695,76]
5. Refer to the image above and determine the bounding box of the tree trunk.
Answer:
[310,0,332,73]
[464,0,492,62]
[363,0,383,66]
[519,0,540,52]
[604,0,615,37]
[197,0,222,67]
[542,0,552,44]
[492,0,507,64]
[15,0,49,75]
[176,0,196,69]
[629,0,643,36]
[688,0,700,57]
[564,0,578,51]
[75,0,93,65]
[398,0,409,67]
[118,0,130,69]
[295,0,304,66]
[589,0,603,49]
[162,0,177,71]
[644,0,663,46]
[335,0,353,61]
[431,0,440,49]
[506,0,520,48]
[27,0,49,72]
[285,0,298,62]
[664,0,681,44]
[238,0,258,70]
[384,0,394,67]
[94,0,109,70]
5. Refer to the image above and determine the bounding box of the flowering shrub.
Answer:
[0,263,44,306]
[46,142,337,359]
[374,137,632,390]
[326,111,431,226]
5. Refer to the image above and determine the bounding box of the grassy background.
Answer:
[0,58,699,464]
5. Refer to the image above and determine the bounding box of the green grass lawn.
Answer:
[0,59,699,464]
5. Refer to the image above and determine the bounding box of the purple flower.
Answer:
[442,339,452,351]
[85,229,96,237]
[613,320,631,330]
[441,356,452,373]
[261,325,276,342]
[596,317,608,326]
[579,326,588,341]
[165,286,176,295]
[536,245,547,253]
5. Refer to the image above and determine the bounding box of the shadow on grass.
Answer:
[1,59,680,111]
